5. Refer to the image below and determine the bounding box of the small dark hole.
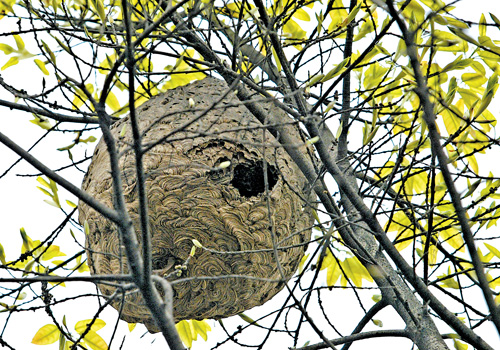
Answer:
[231,161,278,198]
[152,252,170,270]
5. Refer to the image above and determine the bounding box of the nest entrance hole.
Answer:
[231,161,278,198]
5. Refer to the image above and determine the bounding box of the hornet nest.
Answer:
[78,77,315,332]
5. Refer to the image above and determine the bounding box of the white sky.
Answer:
[0,0,500,349]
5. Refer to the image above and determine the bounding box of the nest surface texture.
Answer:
[78,77,314,332]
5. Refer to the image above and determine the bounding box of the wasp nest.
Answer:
[79,77,314,332]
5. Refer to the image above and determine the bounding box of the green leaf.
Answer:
[91,0,106,24]
[442,55,473,73]
[490,13,500,29]
[474,73,498,118]
[19,227,31,253]
[84,220,90,236]
[462,179,481,198]
[238,313,259,326]
[0,243,5,265]
[32,324,60,345]
[322,57,350,82]
[448,26,479,46]
[58,329,65,350]
[306,73,324,87]
[315,11,324,34]
[41,40,56,64]
[80,136,97,144]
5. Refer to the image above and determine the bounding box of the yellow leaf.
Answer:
[484,243,500,259]
[462,72,487,88]
[438,267,460,289]
[283,18,306,41]
[32,324,60,345]
[440,226,465,252]
[83,330,108,350]
[328,5,348,34]
[433,29,469,52]
[293,8,310,21]
[479,13,487,37]
[363,62,388,90]
[378,160,395,179]
[448,27,479,46]
[319,250,341,286]
[341,256,373,288]
[127,323,136,332]
[401,0,425,23]
[487,272,500,289]
[453,339,468,350]
[75,319,106,333]
[13,34,25,51]
[1,56,18,70]
[41,245,66,261]
[467,154,478,174]
[176,320,194,348]
[192,319,212,342]
[341,1,362,27]
[105,91,120,112]
[422,242,438,266]
[298,253,309,274]
[46,272,65,287]
[34,59,49,75]
[0,43,14,54]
